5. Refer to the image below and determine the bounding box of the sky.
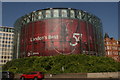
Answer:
[2,2,119,40]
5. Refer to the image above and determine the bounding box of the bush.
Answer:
[2,54,120,74]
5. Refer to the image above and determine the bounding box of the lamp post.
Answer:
[80,34,83,54]
[62,66,64,72]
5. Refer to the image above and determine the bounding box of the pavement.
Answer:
[14,78,119,80]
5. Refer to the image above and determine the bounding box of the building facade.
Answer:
[0,26,14,65]
[14,8,105,58]
[104,34,120,62]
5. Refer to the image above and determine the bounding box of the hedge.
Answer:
[2,54,120,74]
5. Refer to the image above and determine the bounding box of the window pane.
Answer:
[0,33,2,35]
[78,11,81,19]
[53,9,59,18]
[38,11,42,19]
[23,17,27,24]
[81,12,86,20]
[61,10,67,17]
[34,16,37,21]
[70,10,75,18]
[88,14,92,23]
[45,10,51,18]
[27,16,30,23]
[0,27,2,31]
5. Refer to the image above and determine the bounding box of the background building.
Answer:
[104,33,120,62]
[14,8,105,58]
[0,26,14,65]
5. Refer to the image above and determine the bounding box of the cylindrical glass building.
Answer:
[14,8,105,58]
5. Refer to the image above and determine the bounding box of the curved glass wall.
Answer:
[14,8,105,58]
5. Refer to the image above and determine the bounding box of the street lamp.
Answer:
[62,66,64,72]
[80,34,83,54]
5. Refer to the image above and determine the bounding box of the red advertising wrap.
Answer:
[14,8,105,58]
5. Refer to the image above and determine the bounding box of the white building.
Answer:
[0,26,14,65]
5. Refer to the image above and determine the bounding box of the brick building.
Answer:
[104,33,120,62]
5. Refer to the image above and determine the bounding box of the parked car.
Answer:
[1,71,14,80]
[20,71,44,80]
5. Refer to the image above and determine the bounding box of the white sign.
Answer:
[30,33,82,47]
[70,33,82,46]
[30,35,59,42]
[27,52,39,56]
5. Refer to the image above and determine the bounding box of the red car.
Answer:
[20,71,44,80]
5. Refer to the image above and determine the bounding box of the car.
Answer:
[1,71,14,80]
[20,71,44,80]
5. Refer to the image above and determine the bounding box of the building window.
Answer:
[108,51,110,55]
[112,42,116,45]
[2,45,4,47]
[61,10,67,18]
[12,34,14,36]
[0,33,3,35]
[70,10,75,18]
[2,41,4,43]
[27,17,30,23]
[112,47,117,50]
[53,9,59,18]
[106,42,109,44]
[118,52,120,55]
[7,45,10,47]
[1,60,3,62]
[118,47,120,50]
[3,33,5,36]
[33,13,38,21]
[38,11,42,20]
[88,14,92,23]
[77,11,82,19]
[6,34,8,36]
[11,41,13,43]
[0,27,3,31]
[4,60,6,63]
[4,28,7,32]
[4,56,6,59]
[107,46,110,49]
[45,10,51,18]
[81,11,86,20]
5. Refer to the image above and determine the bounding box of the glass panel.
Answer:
[0,33,2,35]
[80,21,88,53]
[45,10,51,18]
[70,10,75,18]
[53,9,59,18]
[38,11,42,19]
[4,28,6,32]
[23,17,27,24]
[0,27,2,31]
[81,12,86,20]
[32,13,37,21]
[61,10,67,17]
[88,23,95,53]
[27,17,30,23]
[34,16,37,21]
[77,11,82,19]
[77,11,81,19]
[88,14,92,23]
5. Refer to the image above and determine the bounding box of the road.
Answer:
[14,78,119,80]
[45,78,119,80]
